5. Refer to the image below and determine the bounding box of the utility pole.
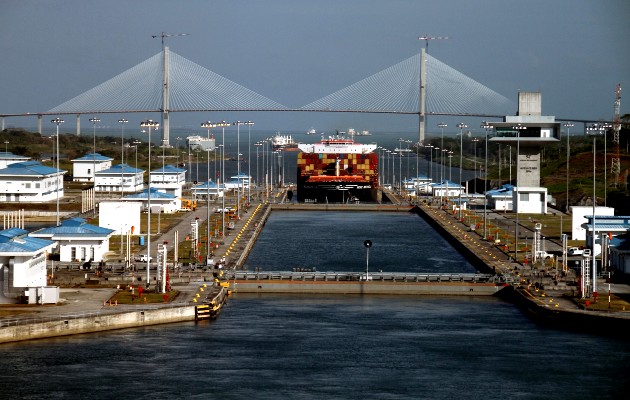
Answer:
[611,84,622,188]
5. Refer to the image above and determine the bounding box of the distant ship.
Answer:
[272,133,299,151]
[348,128,371,136]
[306,127,317,135]
[187,135,216,152]
[297,135,378,203]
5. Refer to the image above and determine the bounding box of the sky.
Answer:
[0,0,628,136]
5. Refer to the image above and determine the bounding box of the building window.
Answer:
[71,247,76,261]
[520,193,529,202]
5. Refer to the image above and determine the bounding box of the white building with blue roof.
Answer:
[71,152,112,182]
[29,218,115,263]
[0,151,29,169]
[191,180,223,200]
[122,187,181,214]
[94,163,144,193]
[431,180,464,198]
[150,164,186,197]
[224,173,251,191]
[0,227,58,304]
[0,161,65,202]
[486,184,514,212]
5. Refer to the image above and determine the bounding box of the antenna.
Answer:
[152,32,190,49]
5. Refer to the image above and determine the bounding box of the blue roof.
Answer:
[0,160,63,176]
[72,152,112,162]
[0,228,55,253]
[431,180,463,188]
[487,184,514,196]
[97,163,143,174]
[193,180,222,190]
[124,187,176,200]
[0,151,29,160]
[31,217,114,237]
[151,164,186,174]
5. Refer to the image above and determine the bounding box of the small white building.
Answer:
[99,201,142,235]
[0,227,58,304]
[486,184,514,212]
[431,180,464,198]
[72,152,113,182]
[122,187,181,214]
[0,161,65,202]
[94,163,144,193]
[224,173,252,191]
[571,206,615,241]
[0,151,29,169]
[192,180,224,200]
[404,175,432,194]
[581,215,630,257]
[513,187,547,214]
[29,218,115,263]
[150,164,186,197]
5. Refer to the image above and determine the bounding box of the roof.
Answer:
[123,187,176,200]
[0,151,29,160]
[431,180,463,189]
[0,227,55,254]
[72,152,113,162]
[151,164,186,174]
[487,184,514,197]
[30,217,114,238]
[97,163,143,174]
[193,180,222,190]
[0,160,64,176]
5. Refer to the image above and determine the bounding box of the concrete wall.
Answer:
[0,305,195,344]
[230,280,506,295]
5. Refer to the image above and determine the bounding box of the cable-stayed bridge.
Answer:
[2,48,514,144]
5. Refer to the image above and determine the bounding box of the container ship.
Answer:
[297,136,378,203]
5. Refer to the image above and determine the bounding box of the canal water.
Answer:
[1,211,629,399]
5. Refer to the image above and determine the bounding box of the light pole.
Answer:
[512,124,526,262]
[245,121,254,202]
[438,123,447,184]
[481,122,492,240]
[3,140,8,153]
[563,122,574,212]
[89,117,100,214]
[51,118,64,226]
[201,121,218,264]
[118,118,128,196]
[363,240,372,280]
[140,119,159,289]
[456,123,467,220]
[214,121,230,236]
[586,123,606,299]
[472,137,480,193]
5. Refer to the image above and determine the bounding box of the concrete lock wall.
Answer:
[0,306,195,344]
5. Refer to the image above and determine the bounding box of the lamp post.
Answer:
[438,123,447,184]
[563,122,574,212]
[363,240,372,281]
[201,121,214,264]
[140,119,159,288]
[51,118,64,226]
[456,123,467,220]
[89,117,100,215]
[512,124,526,262]
[244,121,255,202]
[3,140,8,153]
[586,123,606,299]
[118,118,128,196]
[481,122,492,240]
[213,121,230,235]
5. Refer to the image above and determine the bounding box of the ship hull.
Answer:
[297,151,378,203]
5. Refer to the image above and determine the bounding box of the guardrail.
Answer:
[225,271,501,283]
